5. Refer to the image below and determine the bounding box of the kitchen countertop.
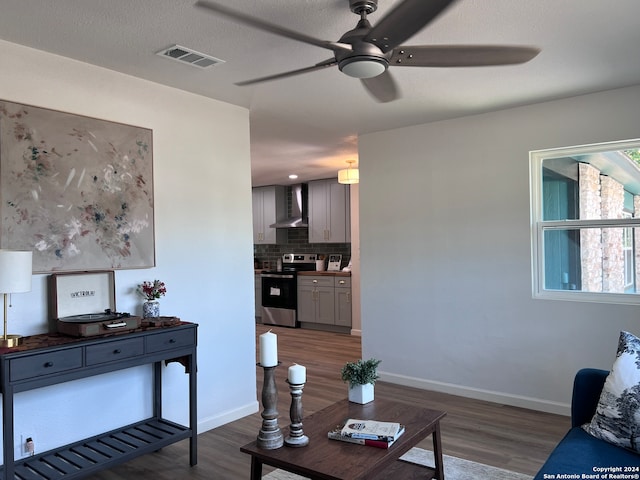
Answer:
[254,269,351,277]
[297,270,351,277]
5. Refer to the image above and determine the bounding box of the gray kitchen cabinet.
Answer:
[308,179,350,243]
[255,273,262,320]
[334,277,352,327]
[297,276,335,325]
[252,186,286,244]
[298,275,351,328]
[296,280,315,324]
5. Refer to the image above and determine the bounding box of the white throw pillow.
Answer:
[582,331,640,452]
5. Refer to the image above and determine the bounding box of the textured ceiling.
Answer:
[1,0,640,186]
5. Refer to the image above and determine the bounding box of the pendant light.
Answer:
[338,160,359,184]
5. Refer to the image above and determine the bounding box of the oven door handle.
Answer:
[261,273,295,279]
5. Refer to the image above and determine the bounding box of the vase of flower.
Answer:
[142,300,160,318]
[137,279,166,319]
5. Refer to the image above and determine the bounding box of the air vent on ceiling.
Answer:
[156,44,225,69]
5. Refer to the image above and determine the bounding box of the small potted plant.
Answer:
[340,358,381,404]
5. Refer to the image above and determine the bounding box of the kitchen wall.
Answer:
[359,84,640,415]
[254,228,351,270]
[253,183,352,269]
[0,39,257,457]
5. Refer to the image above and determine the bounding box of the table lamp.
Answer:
[0,250,33,347]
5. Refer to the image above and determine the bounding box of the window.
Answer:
[530,139,640,304]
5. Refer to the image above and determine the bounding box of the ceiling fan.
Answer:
[195,0,540,103]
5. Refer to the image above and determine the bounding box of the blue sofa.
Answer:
[534,368,640,479]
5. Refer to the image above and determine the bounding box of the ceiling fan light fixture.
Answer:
[339,57,387,79]
[338,160,359,184]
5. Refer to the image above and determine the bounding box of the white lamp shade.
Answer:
[338,167,359,184]
[0,250,33,293]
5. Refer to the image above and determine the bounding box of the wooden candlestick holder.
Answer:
[284,380,309,447]
[257,363,284,449]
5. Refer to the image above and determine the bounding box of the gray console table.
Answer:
[0,322,197,480]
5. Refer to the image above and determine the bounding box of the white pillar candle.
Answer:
[288,363,306,384]
[259,330,278,367]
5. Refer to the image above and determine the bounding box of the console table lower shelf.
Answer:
[1,417,190,480]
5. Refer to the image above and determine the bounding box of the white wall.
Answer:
[359,85,640,415]
[0,40,258,459]
[349,184,361,336]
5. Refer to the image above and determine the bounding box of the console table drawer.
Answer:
[10,349,83,381]
[86,338,144,365]
[146,329,195,353]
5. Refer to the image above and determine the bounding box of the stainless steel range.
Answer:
[261,253,317,328]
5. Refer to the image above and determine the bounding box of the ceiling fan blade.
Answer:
[363,0,458,53]
[390,45,541,67]
[235,59,338,86]
[195,1,352,53]
[360,71,399,103]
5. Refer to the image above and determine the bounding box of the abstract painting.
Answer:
[0,100,155,273]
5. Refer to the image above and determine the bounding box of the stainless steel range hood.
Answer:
[270,184,308,228]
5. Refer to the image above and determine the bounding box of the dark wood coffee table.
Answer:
[240,398,446,480]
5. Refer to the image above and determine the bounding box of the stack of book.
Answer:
[327,419,405,449]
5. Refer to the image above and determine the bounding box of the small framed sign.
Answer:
[327,254,342,271]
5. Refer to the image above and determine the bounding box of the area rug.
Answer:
[262,447,533,480]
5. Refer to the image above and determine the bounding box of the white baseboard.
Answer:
[197,400,259,434]
[379,372,570,417]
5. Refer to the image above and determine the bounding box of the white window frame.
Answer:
[623,212,634,290]
[530,138,640,304]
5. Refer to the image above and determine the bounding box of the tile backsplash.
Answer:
[254,227,351,270]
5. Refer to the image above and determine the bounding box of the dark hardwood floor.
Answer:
[89,324,569,479]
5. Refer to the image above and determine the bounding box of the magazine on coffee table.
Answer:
[339,419,403,441]
[328,423,405,448]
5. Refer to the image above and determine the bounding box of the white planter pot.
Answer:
[348,383,374,404]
